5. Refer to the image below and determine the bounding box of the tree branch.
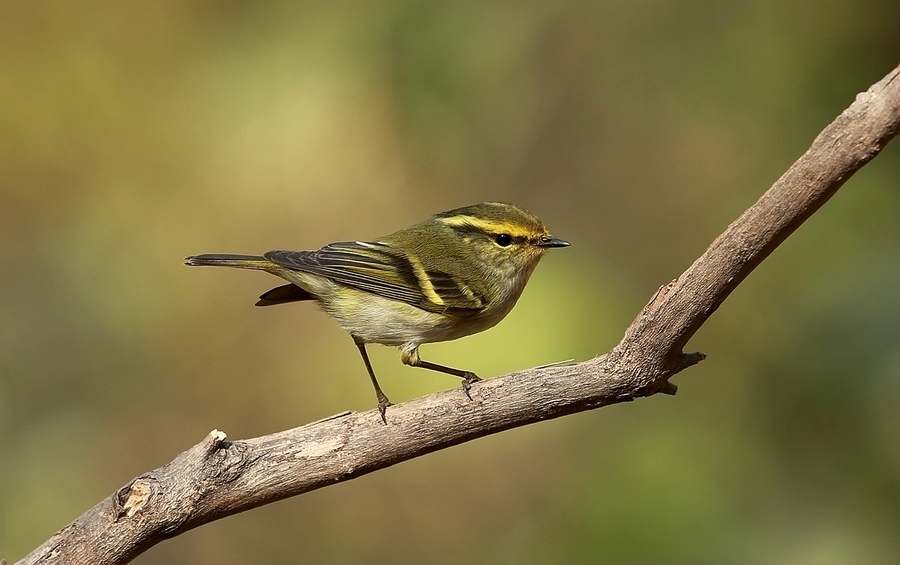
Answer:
[17,64,900,565]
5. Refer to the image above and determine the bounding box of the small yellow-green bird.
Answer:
[185,202,568,420]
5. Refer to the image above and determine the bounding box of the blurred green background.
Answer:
[2,1,898,563]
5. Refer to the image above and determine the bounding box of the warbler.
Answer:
[185,202,569,420]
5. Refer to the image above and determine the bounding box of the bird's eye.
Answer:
[494,233,512,247]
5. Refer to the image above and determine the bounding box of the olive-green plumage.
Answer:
[185,202,568,421]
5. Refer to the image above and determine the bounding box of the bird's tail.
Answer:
[184,254,270,269]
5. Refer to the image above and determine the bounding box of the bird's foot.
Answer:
[460,372,482,401]
[376,393,392,425]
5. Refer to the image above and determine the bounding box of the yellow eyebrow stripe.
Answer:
[438,215,534,239]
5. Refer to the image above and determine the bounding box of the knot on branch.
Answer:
[117,478,156,519]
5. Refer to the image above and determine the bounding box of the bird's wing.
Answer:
[264,242,486,316]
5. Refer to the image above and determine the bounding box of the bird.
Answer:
[185,202,569,421]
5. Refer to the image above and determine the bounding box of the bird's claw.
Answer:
[376,395,392,425]
[461,373,482,401]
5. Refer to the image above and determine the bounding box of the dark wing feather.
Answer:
[264,242,485,316]
[423,269,488,314]
[256,283,315,306]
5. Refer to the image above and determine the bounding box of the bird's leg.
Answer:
[354,338,391,423]
[400,345,482,400]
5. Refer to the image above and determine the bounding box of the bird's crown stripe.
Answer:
[438,215,534,238]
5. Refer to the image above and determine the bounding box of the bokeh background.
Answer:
[2,2,898,563]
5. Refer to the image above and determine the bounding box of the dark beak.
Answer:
[536,235,570,248]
